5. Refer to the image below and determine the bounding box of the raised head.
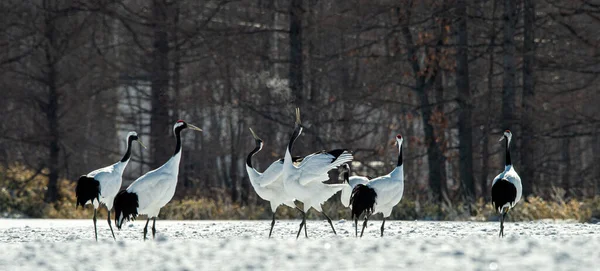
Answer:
[174,120,202,133]
[499,129,512,144]
[249,127,264,149]
[127,131,146,149]
[396,134,403,143]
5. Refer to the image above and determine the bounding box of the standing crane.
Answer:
[282,108,353,238]
[491,130,522,237]
[75,131,145,241]
[348,134,405,237]
[113,120,202,240]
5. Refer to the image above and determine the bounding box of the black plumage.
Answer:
[350,184,377,221]
[350,184,377,237]
[491,179,517,212]
[75,176,100,208]
[113,190,139,229]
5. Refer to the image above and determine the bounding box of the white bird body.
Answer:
[246,160,297,212]
[75,131,144,241]
[281,108,353,237]
[362,167,404,217]
[283,148,353,212]
[491,129,522,237]
[347,134,405,237]
[127,152,181,217]
[492,165,522,211]
[84,161,129,210]
[114,120,202,240]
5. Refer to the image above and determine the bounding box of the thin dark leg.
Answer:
[303,213,308,238]
[380,218,386,237]
[360,215,370,238]
[143,218,150,241]
[93,209,98,241]
[499,212,506,238]
[152,217,156,239]
[354,217,358,237]
[107,210,116,240]
[268,213,276,238]
[295,207,306,239]
[322,211,337,235]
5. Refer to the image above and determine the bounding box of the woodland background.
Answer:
[1,0,599,220]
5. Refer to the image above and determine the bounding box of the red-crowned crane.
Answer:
[75,131,146,241]
[491,129,522,237]
[113,120,201,240]
[245,127,299,238]
[282,108,353,238]
[348,134,404,237]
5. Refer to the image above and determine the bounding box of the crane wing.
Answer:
[296,149,353,186]
[86,165,115,178]
[257,160,284,187]
[367,175,403,206]
[127,170,174,210]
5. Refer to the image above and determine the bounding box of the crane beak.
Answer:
[136,139,147,149]
[499,135,505,142]
[249,127,260,140]
[188,124,203,132]
[295,108,302,125]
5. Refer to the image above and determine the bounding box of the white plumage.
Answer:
[282,109,353,238]
[346,134,404,237]
[113,120,202,240]
[340,166,369,208]
[245,128,297,237]
[491,129,522,237]
[75,131,145,241]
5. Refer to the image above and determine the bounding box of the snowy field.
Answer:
[0,219,598,270]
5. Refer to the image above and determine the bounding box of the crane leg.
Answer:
[499,212,506,238]
[152,217,156,239]
[354,217,358,237]
[143,218,150,240]
[93,209,98,242]
[107,210,116,240]
[360,215,370,238]
[380,218,386,237]
[268,213,276,238]
[295,207,307,239]
[322,211,337,235]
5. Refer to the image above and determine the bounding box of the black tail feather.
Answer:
[349,184,377,220]
[491,178,517,213]
[326,149,347,159]
[113,190,139,229]
[75,176,100,208]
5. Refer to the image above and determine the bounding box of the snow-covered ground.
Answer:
[0,219,598,270]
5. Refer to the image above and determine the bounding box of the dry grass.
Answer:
[1,164,599,222]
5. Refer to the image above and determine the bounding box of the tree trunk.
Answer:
[521,0,535,197]
[289,0,303,108]
[150,0,171,168]
[594,125,600,195]
[455,0,475,201]
[401,7,445,203]
[502,0,517,164]
[480,0,498,200]
[43,0,60,203]
[561,138,571,195]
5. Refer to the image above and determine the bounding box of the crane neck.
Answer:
[173,127,184,157]
[504,137,512,166]
[285,125,302,165]
[246,140,262,169]
[120,136,135,163]
[397,145,403,167]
